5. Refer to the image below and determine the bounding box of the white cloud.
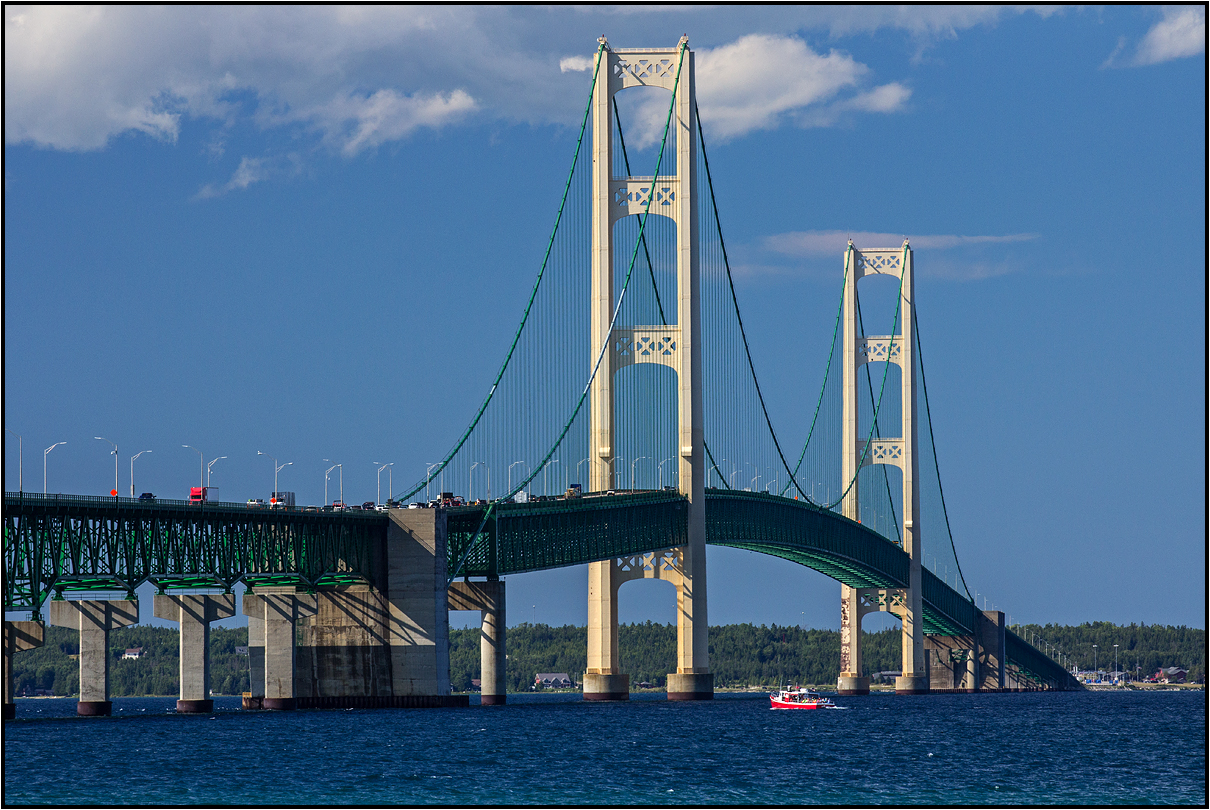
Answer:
[1133,7,1205,66]
[559,55,594,73]
[764,230,1040,256]
[0,6,1055,160]
[195,156,271,199]
[299,88,477,156]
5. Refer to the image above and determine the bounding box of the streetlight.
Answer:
[43,441,66,494]
[660,457,677,490]
[542,459,559,496]
[130,450,152,497]
[470,461,485,501]
[425,462,441,502]
[613,456,625,490]
[324,459,343,505]
[94,437,118,495]
[508,461,528,494]
[182,445,204,488]
[207,456,226,488]
[257,451,292,502]
[5,429,22,492]
[576,457,590,489]
[746,462,758,491]
[630,456,649,491]
[373,462,394,506]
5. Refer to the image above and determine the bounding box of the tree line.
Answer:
[13,621,1203,697]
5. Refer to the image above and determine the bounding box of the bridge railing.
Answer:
[3,491,385,518]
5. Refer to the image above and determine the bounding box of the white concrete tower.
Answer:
[583,36,712,701]
[837,240,927,695]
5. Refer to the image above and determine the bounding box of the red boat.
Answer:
[770,686,836,710]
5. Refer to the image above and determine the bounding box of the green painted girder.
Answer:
[3,493,385,617]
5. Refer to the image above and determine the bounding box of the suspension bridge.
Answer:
[3,37,1078,718]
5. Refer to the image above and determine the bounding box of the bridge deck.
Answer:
[4,490,1074,688]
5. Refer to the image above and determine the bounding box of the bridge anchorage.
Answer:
[3,37,1081,720]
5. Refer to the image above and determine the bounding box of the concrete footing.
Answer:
[837,674,871,696]
[176,699,213,714]
[77,700,113,716]
[667,672,713,700]
[583,672,630,701]
[895,674,930,694]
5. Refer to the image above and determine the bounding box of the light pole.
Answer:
[425,462,440,502]
[613,456,624,490]
[1114,644,1119,684]
[182,445,204,488]
[207,456,226,488]
[373,462,394,506]
[324,464,339,505]
[94,437,118,495]
[5,429,21,492]
[1093,644,1098,679]
[576,457,590,489]
[746,462,758,491]
[660,457,676,490]
[43,441,66,494]
[509,461,527,495]
[257,451,291,502]
[324,459,343,505]
[130,450,152,497]
[630,456,649,491]
[470,462,485,501]
[542,459,559,496]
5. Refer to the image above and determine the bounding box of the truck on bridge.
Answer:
[189,487,219,503]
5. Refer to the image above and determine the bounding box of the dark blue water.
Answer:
[4,690,1205,805]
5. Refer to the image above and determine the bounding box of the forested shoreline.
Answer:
[11,621,1204,697]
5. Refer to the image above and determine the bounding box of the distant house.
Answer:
[470,679,482,691]
[1156,667,1188,684]
[122,647,144,660]
[235,646,249,656]
[535,672,573,689]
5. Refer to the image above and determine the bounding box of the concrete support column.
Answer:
[448,580,506,705]
[245,609,265,709]
[978,611,1007,691]
[584,560,628,700]
[838,585,871,695]
[48,600,138,716]
[387,509,451,698]
[153,594,236,713]
[242,592,317,710]
[4,621,45,720]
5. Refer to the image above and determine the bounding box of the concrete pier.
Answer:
[295,585,393,705]
[4,620,45,720]
[48,599,138,716]
[244,607,265,710]
[242,592,317,710]
[448,580,506,705]
[153,594,236,713]
[385,508,451,700]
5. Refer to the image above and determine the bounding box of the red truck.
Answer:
[189,487,219,503]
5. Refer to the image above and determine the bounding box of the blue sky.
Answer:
[4,6,1205,634]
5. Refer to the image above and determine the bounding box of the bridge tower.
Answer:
[837,240,928,695]
[583,36,712,701]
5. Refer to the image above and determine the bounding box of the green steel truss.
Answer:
[3,493,384,617]
[5,490,1074,687]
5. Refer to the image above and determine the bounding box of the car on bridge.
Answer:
[138,493,155,501]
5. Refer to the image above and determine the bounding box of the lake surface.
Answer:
[4,690,1205,805]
